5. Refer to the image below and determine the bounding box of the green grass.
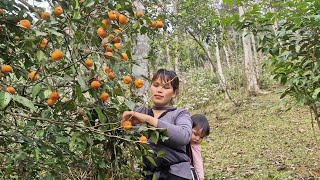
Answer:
[191,88,320,179]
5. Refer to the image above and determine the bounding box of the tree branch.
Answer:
[4,111,133,142]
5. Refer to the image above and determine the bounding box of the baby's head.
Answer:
[191,114,210,144]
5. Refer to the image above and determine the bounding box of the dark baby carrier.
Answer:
[186,143,200,180]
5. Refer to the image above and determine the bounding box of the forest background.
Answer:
[0,0,320,179]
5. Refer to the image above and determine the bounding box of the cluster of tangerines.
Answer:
[121,117,148,144]
[1,5,159,143]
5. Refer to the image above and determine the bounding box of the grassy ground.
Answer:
[191,88,320,179]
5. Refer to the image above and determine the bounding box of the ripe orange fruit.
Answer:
[6,86,16,94]
[20,19,31,29]
[156,21,164,28]
[52,50,64,61]
[114,43,122,50]
[113,28,122,34]
[123,76,132,84]
[102,19,111,26]
[91,80,101,89]
[83,117,89,124]
[108,34,115,39]
[139,135,148,144]
[41,12,50,20]
[105,45,113,52]
[121,53,129,61]
[100,92,109,102]
[54,6,63,16]
[136,11,143,18]
[47,98,56,106]
[39,38,49,49]
[108,10,118,21]
[97,27,108,38]
[122,120,132,130]
[104,67,111,73]
[28,71,40,81]
[112,36,121,43]
[85,59,93,67]
[50,90,60,101]
[108,71,116,79]
[1,65,13,73]
[118,14,128,24]
[150,21,156,28]
[134,79,144,89]
[104,52,113,59]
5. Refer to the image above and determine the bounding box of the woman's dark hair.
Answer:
[152,69,179,93]
[191,114,210,137]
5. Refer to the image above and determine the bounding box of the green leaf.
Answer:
[11,95,37,111]
[85,0,95,7]
[35,30,48,37]
[85,136,93,146]
[32,84,42,98]
[125,100,135,110]
[138,125,148,132]
[95,108,106,123]
[49,29,64,37]
[150,131,159,144]
[157,150,166,158]
[43,90,51,99]
[312,88,320,99]
[75,85,87,102]
[145,156,157,167]
[0,91,11,109]
[36,50,45,62]
[56,136,69,144]
[78,75,89,92]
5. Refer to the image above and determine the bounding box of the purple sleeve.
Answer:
[157,109,192,146]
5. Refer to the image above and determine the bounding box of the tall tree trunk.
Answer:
[227,43,233,66]
[251,33,260,81]
[213,34,231,100]
[223,44,231,69]
[239,6,260,95]
[133,1,150,103]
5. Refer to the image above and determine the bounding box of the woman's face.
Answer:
[150,77,176,107]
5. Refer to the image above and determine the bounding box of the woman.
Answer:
[122,69,193,180]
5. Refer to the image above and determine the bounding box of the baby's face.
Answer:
[191,128,204,144]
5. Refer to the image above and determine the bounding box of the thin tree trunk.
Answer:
[239,6,260,95]
[251,33,260,81]
[213,35,231,100]
[227,43,233,66]
[223,44,231,69]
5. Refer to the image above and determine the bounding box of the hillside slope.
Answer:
[191,89,320,179]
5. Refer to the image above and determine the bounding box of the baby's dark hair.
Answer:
[152,69,179,94]
[191,114,210,137]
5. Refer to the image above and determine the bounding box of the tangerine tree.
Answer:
[0,0,166,179]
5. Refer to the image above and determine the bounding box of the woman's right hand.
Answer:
[122,111,158,127]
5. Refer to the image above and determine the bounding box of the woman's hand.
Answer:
[122,111,158,127]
